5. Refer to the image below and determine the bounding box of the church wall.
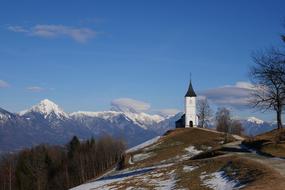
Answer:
[185,97,197,127]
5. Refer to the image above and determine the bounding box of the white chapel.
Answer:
[175,80,198,128]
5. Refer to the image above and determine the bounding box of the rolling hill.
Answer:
[71,128,285,190]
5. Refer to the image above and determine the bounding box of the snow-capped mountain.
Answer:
[70,111,164,130]
[151,112,184,134]
[0,107,13,123]
[70,111,122,121]
[206,116,275,136]
[0,99,178,153]
[239,117,275,136]
[123,112,164,129]
[246,117,264,125]
[0,99,279,154]
[20,99,69,120]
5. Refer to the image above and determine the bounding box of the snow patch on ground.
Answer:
[70,175,132,190]
[232,135,245,141]
[70,168,153,190]
[185,146,203,155]
[183,165,198,172]
[153,169,176,190]
[173,146,204,161]
[152,173,164,178]
[127,136,161,153]
[159,146,204,164]
[133,152,154,162]
[200,171,244,190]
[70,163,174,190]
[128,157,134,165]
[133,169,176,190]
[143,142,162,152]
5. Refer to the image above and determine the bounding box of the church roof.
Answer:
[185,80,197,97]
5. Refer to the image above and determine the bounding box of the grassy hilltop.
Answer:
[72,128,285,190]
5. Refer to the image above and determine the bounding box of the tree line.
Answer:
[0,136,125,190]
[197,98,243,137]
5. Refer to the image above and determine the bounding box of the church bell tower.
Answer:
[185,80,198,127]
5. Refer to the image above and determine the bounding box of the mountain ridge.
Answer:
[0,99,277,153]
[0,99,173,153]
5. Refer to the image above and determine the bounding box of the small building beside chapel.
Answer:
[175,80,198,128]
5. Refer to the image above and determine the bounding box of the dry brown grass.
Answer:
[244,128,285,158]
[115,128,285,189]
[234,157,285,190]
[176,155,285,190]
[175,158,224,189]
[253,128,285,141]
[127,128,230,169]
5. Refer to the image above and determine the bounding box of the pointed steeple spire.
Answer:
[185,78,197,97]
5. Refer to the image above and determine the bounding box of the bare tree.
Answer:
[230,120,243,135]
[197,98,212,128]
[216,107,231,143]
[215,107,244,140]
[250,49,285,130]
[0,154,16,190]
[216,107,231,133]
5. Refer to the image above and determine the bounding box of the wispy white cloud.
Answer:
[197,95,207,100]
[0,80,9,88]
[201,81,255,109]
[26,86,45,92]
[7,24,97,43]
[7,25,28,33]
[223,81,255,90]
[111,98,151,113]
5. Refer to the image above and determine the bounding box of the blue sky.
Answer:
[0,0,285,121]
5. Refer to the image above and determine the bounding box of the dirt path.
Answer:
[242,151,285,177]
[222,140,285,177]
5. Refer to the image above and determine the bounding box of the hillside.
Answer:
[243,128,285,158]
[71,128,285,190]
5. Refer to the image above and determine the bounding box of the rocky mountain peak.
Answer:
[19,99,68,119]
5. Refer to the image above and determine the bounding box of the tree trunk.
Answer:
[9,163,11,190]
[277,110,283,129]
[79,155,85,183]
[64,164,69,188]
